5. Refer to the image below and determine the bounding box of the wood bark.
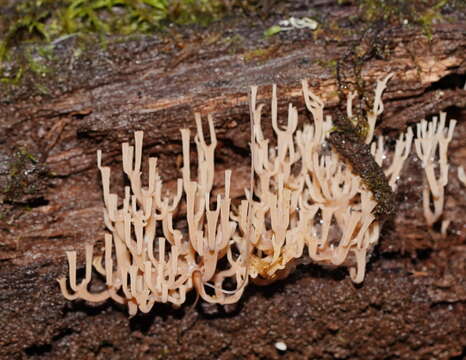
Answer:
[0,3,465,359]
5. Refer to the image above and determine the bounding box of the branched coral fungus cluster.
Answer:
[58,76,457,315]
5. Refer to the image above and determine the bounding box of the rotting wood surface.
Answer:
[0,3,465,359]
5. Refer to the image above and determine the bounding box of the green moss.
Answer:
[358,0,462,39]
[243,44,280,63]
[0,0,250,55]
[263,25,282,37]
[0,67,23,85]
[0,0,274,95]
[1,148,49,204]
[316,59,338,74]
[0,0,229,61]
[0,41,58,96]
[220,34,245,54]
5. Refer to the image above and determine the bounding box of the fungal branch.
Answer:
[365,73,393,144]
[414,113,456,227]
[371,128,413,191]
[247,84,305,282]
[182,114,248,305]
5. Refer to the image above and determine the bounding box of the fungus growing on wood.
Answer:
[59,76,422,314]
[59,114,247,315]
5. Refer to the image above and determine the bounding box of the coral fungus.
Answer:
[59,76,455,315]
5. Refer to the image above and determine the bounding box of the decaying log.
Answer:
[0,2,465,359]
